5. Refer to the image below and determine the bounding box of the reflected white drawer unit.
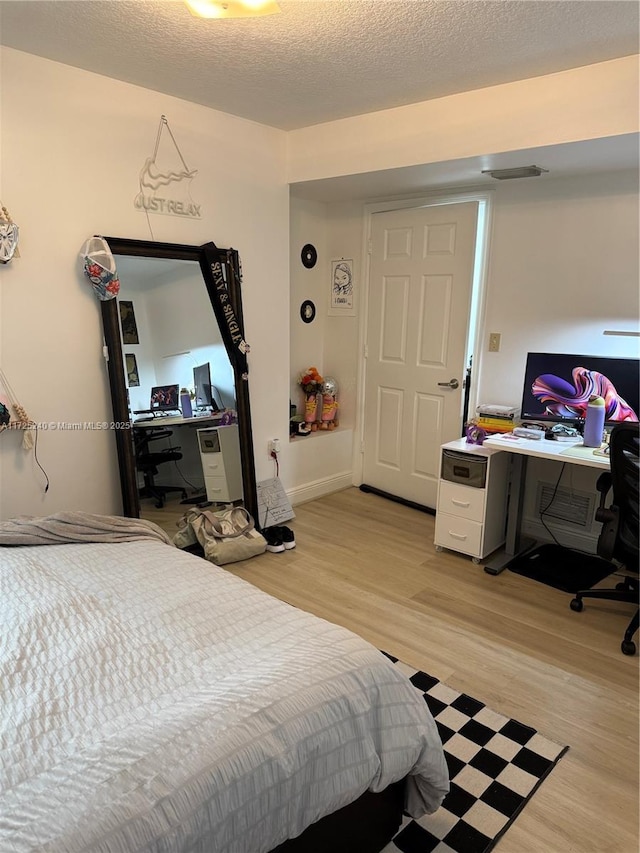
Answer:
[434,439,509,563]
[197,424,243,503]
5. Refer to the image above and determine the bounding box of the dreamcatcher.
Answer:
[0,203,20,264]
[0,367,35,448]
[0,367,49,491]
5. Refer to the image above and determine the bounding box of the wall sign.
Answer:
[134,115,201,219]
[329,258,355,315]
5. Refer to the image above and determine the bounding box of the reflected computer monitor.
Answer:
[150,383,180,411]
[193,363,219,411]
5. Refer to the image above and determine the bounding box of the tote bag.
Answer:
[175,506,266,565]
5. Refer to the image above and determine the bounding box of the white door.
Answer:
[362,202,478,508]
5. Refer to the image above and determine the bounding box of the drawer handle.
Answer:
[449,531,468,540]
[451,499,470,507]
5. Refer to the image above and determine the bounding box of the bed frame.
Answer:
[271,779,406,853]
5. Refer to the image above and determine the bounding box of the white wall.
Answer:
[287,56,639,183]
[0,47,289,518]
[287,197,361,501]
[121,264,233,413]
[476,171,640,409]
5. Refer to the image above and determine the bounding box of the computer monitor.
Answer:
[150,383,180,411]
[520,352,640,426]
[193,363,218,411]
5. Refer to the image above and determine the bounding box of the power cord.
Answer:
[32,425,50,493]
[539,462,566,546]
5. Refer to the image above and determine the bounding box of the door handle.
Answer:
[438,378,459,389]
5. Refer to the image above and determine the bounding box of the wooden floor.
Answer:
[146,488,639,853]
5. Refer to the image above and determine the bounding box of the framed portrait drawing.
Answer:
[119,300,139,344]
[125,353,140,387]
[329,259,355,316]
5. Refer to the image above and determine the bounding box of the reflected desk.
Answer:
[132,414,225,428]
[132,415,230,504]
[482,434,610,574]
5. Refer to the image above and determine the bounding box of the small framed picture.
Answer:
[125,353,140,387]
[329,259,355,315]
[119,300,139,344]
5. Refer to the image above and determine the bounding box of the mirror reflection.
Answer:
[116,255,241,527]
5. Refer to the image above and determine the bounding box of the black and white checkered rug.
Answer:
[382,653,569,853]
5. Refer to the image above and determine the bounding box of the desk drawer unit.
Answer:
[435,440,509,562]
[197,425,243,504]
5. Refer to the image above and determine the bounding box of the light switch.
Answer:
[488,332,501,352]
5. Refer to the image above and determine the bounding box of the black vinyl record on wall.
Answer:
[301,244,317,269]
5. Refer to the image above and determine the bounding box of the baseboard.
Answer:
[522,517,599,554]
[287,472,353,507]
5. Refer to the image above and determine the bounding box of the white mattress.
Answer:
[1,540,448,852]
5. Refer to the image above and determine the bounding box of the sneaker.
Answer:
[263,527,285,553]
[274,525,296,550]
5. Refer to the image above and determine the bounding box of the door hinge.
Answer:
[367,240,372,255]
[363,344,368,359]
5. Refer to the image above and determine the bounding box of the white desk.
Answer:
[481,435,609,574]
[132,414,225,428]
[483,434,610,470]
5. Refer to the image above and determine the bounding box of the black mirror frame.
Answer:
[100,236,258,524]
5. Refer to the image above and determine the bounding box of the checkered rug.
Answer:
[382,653,569,853]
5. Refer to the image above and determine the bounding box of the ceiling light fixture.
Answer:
[481,166,549,180]
[184,0,280,19]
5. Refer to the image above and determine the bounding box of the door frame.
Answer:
[352,189,495,486]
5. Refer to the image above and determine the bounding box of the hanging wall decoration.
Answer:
[119,301,140,345]
[301,243,317,269]
[134,115,201,220]
[0,368,35,449]
[329,258,355,315]
[0,203,20,264]
[125,354,140,387]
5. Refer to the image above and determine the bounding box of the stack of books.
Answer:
[475,404,519,434]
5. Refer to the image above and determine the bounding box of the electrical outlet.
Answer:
[268,438,281,457]
[488,332,501,352]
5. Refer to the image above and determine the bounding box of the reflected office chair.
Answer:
[570,422,639,655]
[135,428,187,509]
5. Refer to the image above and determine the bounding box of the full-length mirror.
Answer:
[99,238,257,526]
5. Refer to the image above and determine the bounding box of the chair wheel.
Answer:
[621,640,636,656]
[570,598,584,612]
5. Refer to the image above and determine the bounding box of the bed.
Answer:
[0,514,449,853]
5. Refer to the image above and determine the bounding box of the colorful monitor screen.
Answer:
[149,384,180,411]
[520,352,639,426]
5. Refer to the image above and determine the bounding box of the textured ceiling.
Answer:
[0,0,638,130]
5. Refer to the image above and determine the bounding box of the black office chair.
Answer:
[135,428,187,509]
[570,423,639,655]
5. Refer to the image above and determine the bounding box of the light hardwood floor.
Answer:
[146,488,639,853]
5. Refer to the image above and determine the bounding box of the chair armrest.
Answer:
[594,472,612,524]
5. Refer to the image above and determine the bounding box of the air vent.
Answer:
[536,484,593,528]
